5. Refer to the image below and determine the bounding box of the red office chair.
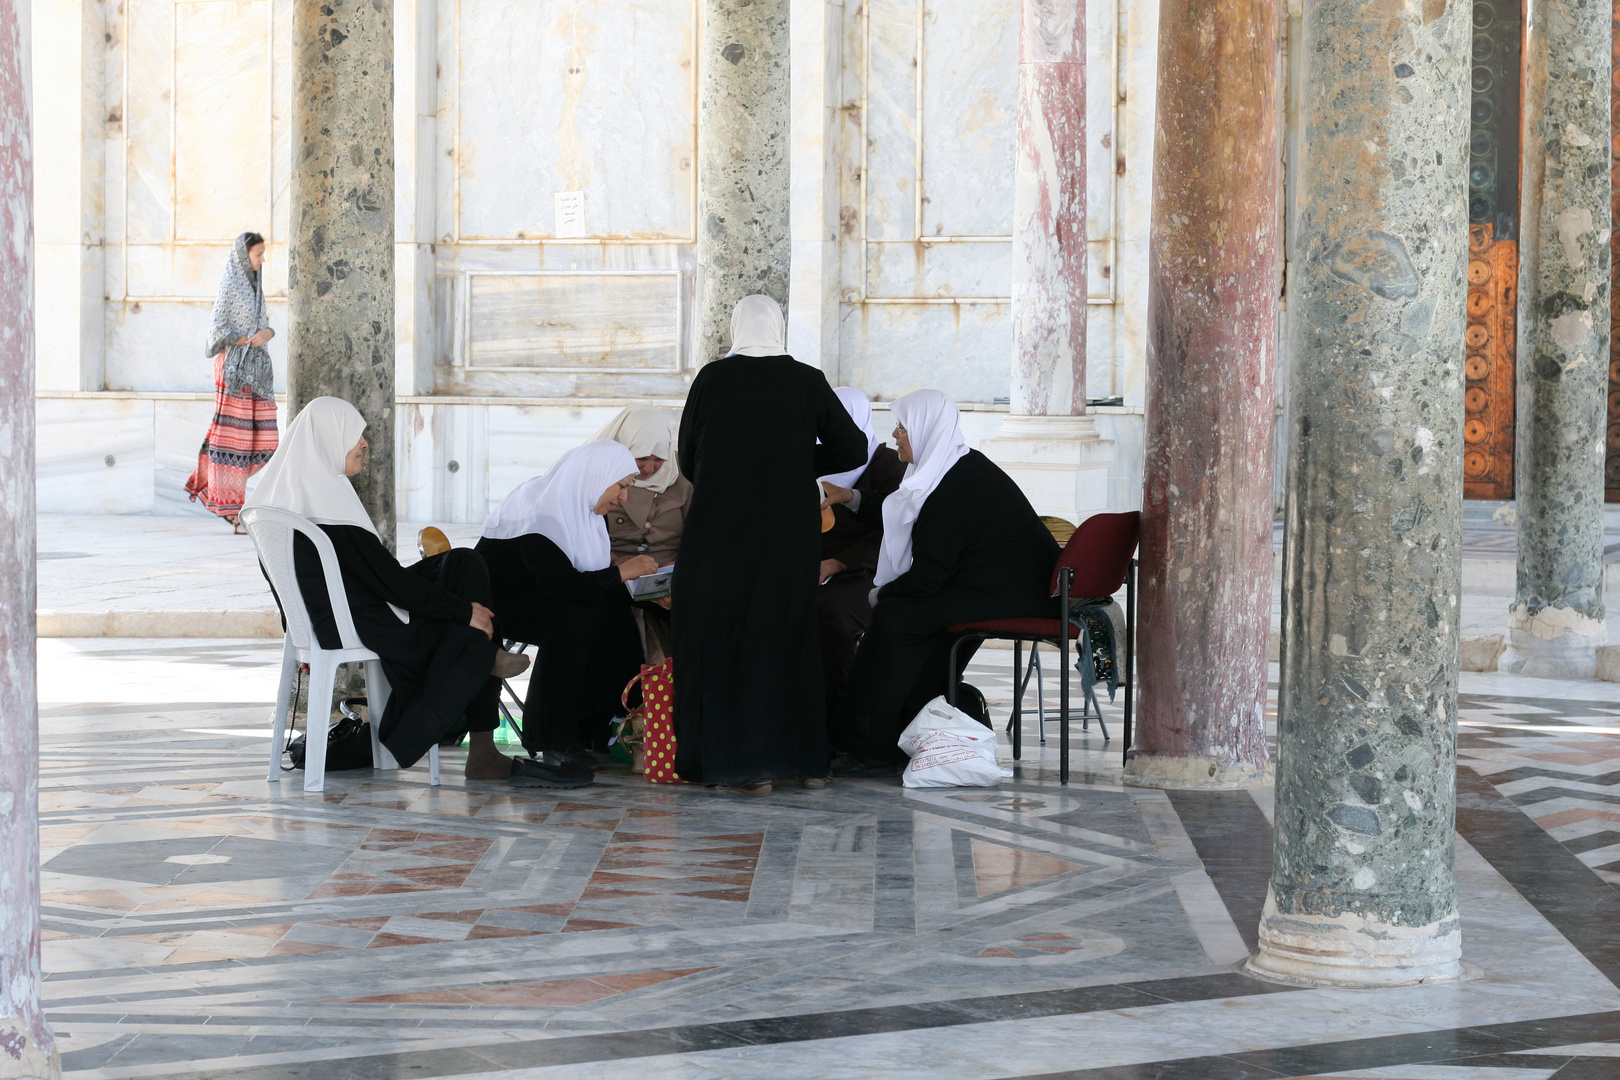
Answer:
[946,511,1140,784]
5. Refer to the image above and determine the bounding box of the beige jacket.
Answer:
[607,475,692,567]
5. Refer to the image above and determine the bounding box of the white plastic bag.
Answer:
[897,695,1013,788]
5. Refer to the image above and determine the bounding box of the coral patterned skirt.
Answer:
[183,353,279,517]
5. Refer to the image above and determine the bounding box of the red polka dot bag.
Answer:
[621,659,692,784]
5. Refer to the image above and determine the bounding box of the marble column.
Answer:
[1126,0,1279,790]
[0,4,55,1075]
[980,0,1112,524]
[1503,0,1612,678]
[288,0,395,548]
[695,0,790,364]
[1252,0,1470,986]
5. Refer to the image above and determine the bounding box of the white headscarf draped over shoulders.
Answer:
[481,440,639,572]
[819,386,880,490]
[593,406,681,493]
[244,397,377,536]
[727,294,786,357]
[873,389,970,588]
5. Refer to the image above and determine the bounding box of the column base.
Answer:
[0,1018,60,1080]
[1122,754,1273,790]
[1501,604,1607,679]
[979,415,1114,524]
[1247,889,1462,987]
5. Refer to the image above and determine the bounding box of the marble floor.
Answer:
[31,640,1620,1079]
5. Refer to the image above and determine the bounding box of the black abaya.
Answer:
[818,444,906,716]
[672,355,867,785]
[475,533,643,756]
[289,528,500,768]
[829,450,1059,762]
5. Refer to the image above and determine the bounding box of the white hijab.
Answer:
[819,386,881,490]
[873,389,970,588]
[727,294,786,357]
[481,440,638,572]
[244,397,377,536]
[593,406,681,493]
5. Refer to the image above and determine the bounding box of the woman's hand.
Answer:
[235,335,252,346]
[469,602,495,640]
[654,596,673,610]
[819,558,846,584]
[820,482,854,510]
[618,555,660,582]
[249,328,273,348]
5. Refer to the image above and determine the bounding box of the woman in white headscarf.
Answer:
[185,232,278,532]
[820,389,1060,773]
[476,441,662,775]
[594,406,690,567]
[669,295,867,794]
[813,387,907,718]
[244,397,532,782]
[594,406,690,662]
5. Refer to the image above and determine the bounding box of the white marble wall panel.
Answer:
[105,299,288,393]
[839,303,1012,402]
[1090,411,1144,511]
[918,0,1017,238]
[172,0,271,241]
[865,240,1013,298]
[36,398,157,514]
[1084,0,1115,246]
[399,401,650,523]
[465,272,680,370]
[124,0,173,245]
[484,403,629,512]
[1086,303,1116,399]
[863,0,919,243]
[270,0,292,243]
[786,0,843,371]
[450,0,696,241]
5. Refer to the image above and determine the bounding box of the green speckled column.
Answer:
[695,0,790,363]
[288,0,395,549]
[1253,0,1469,986]
[1505,0,1612,678]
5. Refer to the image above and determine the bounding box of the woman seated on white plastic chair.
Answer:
[244,397,532,781]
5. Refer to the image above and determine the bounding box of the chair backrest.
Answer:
[239,505,366,651]
[1052,510,1141,598]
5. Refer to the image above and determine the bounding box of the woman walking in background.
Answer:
[185,232,278,532]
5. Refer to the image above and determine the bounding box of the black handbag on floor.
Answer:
[285,697,375,772]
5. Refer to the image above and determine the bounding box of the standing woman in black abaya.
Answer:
[672,295,867,794]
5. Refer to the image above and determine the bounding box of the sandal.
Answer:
[225,514,246,535]
[718,780,773,797]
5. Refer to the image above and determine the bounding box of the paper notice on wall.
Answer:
[554,191,587,238]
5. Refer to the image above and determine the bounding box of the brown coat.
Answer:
[607,475,692,567]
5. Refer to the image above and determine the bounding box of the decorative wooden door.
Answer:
[1462,0,1522,501]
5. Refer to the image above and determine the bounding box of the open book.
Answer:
[626,564,675,601]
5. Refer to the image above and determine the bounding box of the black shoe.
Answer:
[561,746,613,770]
[829,752,899,778]
[511,751,594,789]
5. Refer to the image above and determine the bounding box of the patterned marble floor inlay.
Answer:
[1459,693,1620,886]
[31,641,1620,1080]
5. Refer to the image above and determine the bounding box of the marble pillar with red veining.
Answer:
[0,3,52,1076]
[1009,0,1086,418]
[1128,0,1278,788]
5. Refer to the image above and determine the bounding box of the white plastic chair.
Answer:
[240,505,440,792]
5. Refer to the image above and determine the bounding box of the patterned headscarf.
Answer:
[208,233,273,400]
